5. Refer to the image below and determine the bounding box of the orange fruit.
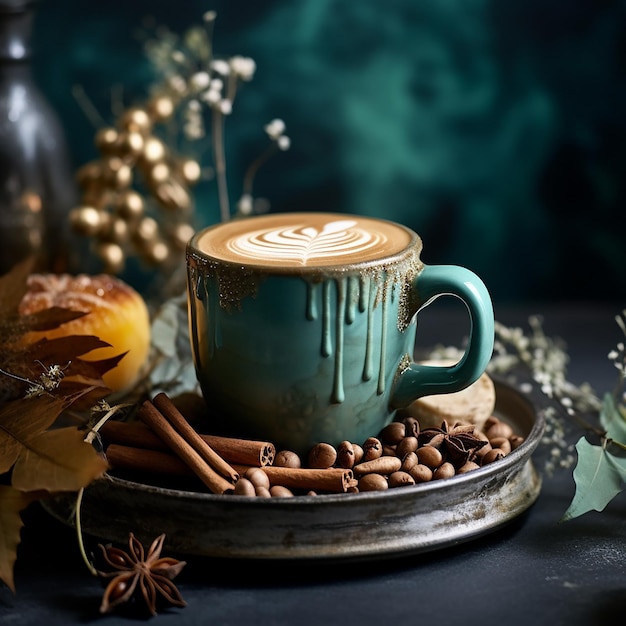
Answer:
[19,273,151,392]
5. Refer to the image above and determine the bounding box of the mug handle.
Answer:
[390,264,494,409]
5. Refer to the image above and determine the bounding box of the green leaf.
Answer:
[148,295,199,397]
[599,392,626,443]
[561,437,626,521]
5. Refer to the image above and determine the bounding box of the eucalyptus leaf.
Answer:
[147,294,199,397]
[599,392,626,444]
[561,437,626,521]
[150,295,185,359]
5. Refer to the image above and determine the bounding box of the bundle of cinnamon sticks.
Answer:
[99,392,357,496]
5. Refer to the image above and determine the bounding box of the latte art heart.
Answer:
[226,220,384,265]
[194,212,415,268]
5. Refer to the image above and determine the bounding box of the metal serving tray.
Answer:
[44,380,543,560]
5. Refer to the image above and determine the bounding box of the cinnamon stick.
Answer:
[99,420,275,467]
[152,392,239,483]
[106,444,191,477]
[138,400,235,494]
[260,466,356,493]
[205,434,275,467]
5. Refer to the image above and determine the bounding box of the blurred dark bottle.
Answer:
[0,0,77,275]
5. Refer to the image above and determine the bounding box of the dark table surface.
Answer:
[2,301,625,626]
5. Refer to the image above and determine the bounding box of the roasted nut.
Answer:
[458,461,481,474]
[433,462,456,480]
[352,444,364,464]
[483,416,499,430]
[362,437,383,462]
[400,451,418,473]
[416,445,443,469]
[473,441,493,461]
[353,456,402,476]
[233,477,256,496]
[308,443,337,469]
[409,464,433,483]
[489,437,512,454]
[396,436,418,458]
[270,485,294,497]
[245,467,270,490]
[274,450,301,468]
[482,448,506,464]
[379,422,406,445]
[358,473,388,492]
[509,435,525,450]
[485,420,514,440]
[337,440,356,469]
[388,471,415,488]
[402,416,420,438]
[255,486,271,498]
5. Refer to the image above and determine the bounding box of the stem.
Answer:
[226,74,238,105]
[0,367,34,385]
[203,16,215,64]
[212,109,230,222]
[242,143,278,196]
[71,84,107,128]
[110,82,125,119]
[608,437,626,453]
[75,487,98,576]
[76,403,132,576]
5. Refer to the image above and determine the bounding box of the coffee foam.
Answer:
[194,213,414,268]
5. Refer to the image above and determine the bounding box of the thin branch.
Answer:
[242,143,278,197]
[71,85,108,128]
[211,109,230,221]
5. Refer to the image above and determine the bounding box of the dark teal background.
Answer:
[30,0,626,304]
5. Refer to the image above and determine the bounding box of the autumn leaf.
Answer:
[0,395,69,473]
[12,426,108,492]
[0,258,125,403]
[0,258,87,345]
[0,486,38,592]
[0,308,87,346]
[2,336,124,405]
[561,437,626,521]
[0,257,35,317]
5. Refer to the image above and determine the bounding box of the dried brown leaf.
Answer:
[0,395,69,473]
[0,308,87,347]
[1,336,125,403]
[11,426,109,492]
[0,485,38,592]
[52,383,112,411]
[72,352,128,380]
[0,258,123,402]
[0,257,34,317]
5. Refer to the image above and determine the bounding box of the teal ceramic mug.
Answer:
[186,212,494,455]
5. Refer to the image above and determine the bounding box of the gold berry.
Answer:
[70,206,103,236]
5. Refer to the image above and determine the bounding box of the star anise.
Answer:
[418,420,487,467]
[96,532,187,616]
